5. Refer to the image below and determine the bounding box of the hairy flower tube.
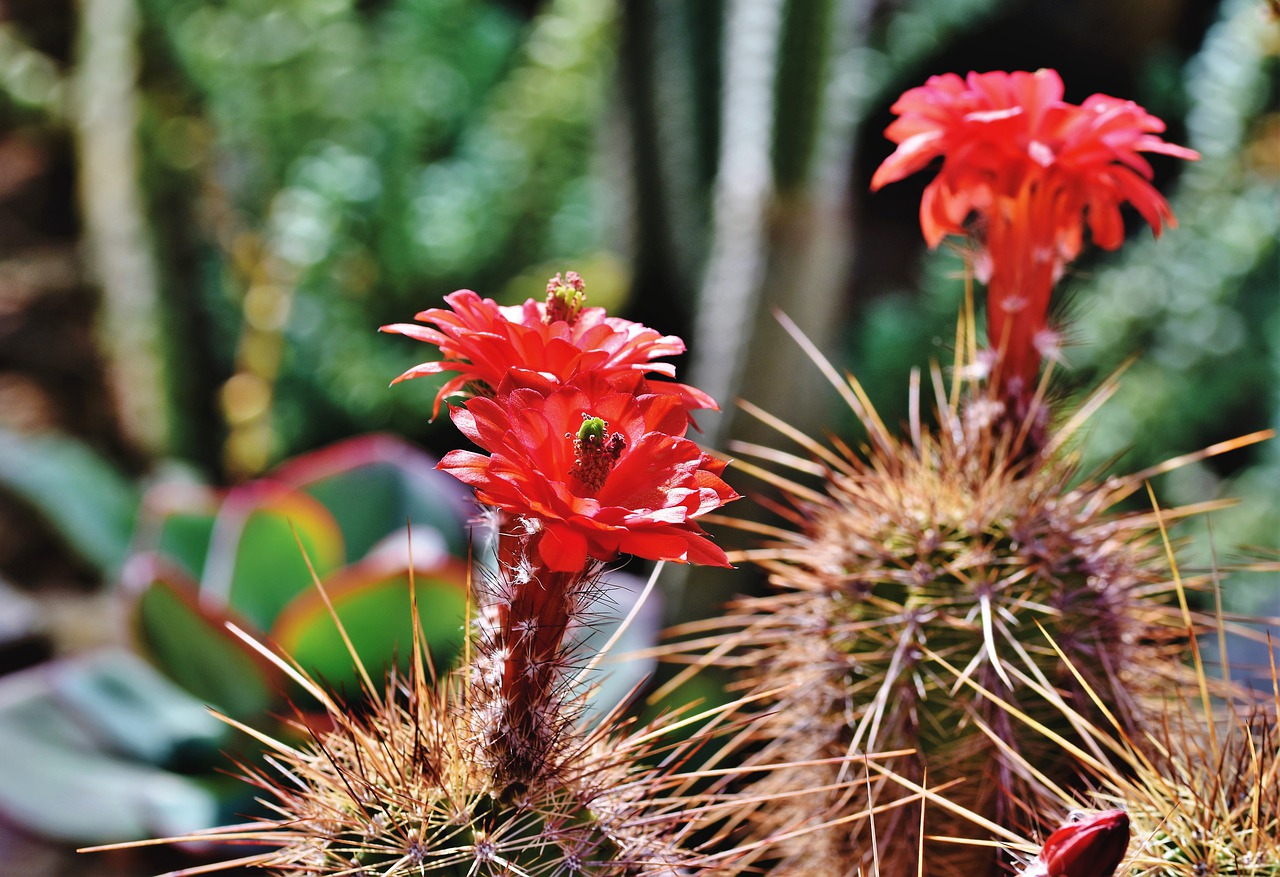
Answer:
[380,272,714,420]
[871,69,1198,416]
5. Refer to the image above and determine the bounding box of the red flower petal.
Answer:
[537,522,590,573]
[381,284,710,422]
[436,373,738,569]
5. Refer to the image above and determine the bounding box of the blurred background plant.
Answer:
[0,432,476,864]
[0,0,1276,873]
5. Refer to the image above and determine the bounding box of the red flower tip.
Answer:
[1040,809,1130,877]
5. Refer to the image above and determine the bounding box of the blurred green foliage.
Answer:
[0,430,139,578]
[124,433,473,716]
[0,649,228,844]
[137,0,618,466]
[0,433,475,845]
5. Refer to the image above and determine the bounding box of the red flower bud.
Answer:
[1040,809,1130,877]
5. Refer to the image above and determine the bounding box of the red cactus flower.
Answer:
[871,69,1198,413]
[1039,809,1130,877]
[380,273,714,419]
[438,369,739,572]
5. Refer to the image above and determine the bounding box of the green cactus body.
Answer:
[711,363,1201,877]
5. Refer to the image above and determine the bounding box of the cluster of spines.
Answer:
[994,622,1280,877]
[168,622,742,877]
[676,341,1231,875]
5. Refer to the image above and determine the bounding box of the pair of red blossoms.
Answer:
[383,66,1198,590]
[381,272,739,574]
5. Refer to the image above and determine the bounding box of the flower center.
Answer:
[544,271,586,325]
[569,414,625,493]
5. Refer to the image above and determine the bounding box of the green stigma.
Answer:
[576,415,608,444]
[570,413,625,493]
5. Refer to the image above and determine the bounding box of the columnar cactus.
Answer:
[694,69,1209,877]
